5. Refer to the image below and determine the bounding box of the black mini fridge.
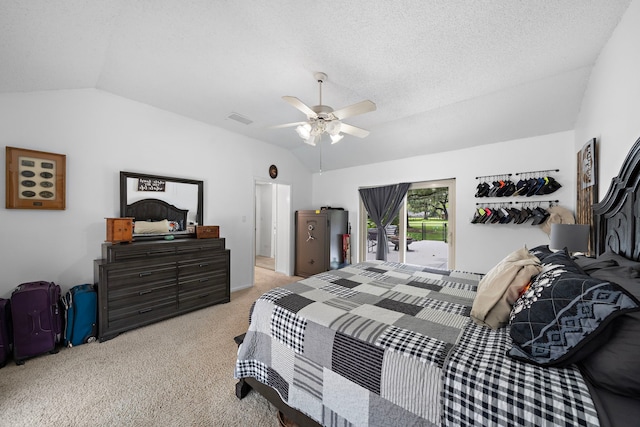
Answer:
[295,209,348,278]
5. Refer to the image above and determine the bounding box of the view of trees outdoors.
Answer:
[406,187,449,242]
[367,187,449,243]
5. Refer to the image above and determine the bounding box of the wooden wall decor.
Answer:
[576,138,597,255]
[5,146,66,210]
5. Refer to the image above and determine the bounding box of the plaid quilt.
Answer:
[235,261,600,427]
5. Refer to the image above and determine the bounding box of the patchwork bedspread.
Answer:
[235,261,600,427]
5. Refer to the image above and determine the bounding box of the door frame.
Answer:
[253,180,292,279]
[358,179,456,268]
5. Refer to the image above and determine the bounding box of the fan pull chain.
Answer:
[319,140,323,174]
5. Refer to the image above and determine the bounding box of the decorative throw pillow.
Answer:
[134,219,170,234]
[537,249,586,274]
[528,245,554,262]
[580,312,640,397]
[579,266,640,397]
[572,255,618,273]
[508,258,640,367]
[598,250,640,272]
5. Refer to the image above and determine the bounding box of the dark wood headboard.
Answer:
[593,135,640,261]
[124,198,188,226]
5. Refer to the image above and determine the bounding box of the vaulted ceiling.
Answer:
[0,1,632,172]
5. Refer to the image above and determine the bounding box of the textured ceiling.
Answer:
[0,0,632,171]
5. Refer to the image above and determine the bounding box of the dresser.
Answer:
[94,238,230,341]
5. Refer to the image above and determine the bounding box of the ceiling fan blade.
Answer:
[332,100,376,120]
[282,96,317,118]
[269,121,307,129]
[340,123,370,138]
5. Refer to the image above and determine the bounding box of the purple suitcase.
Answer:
[0,298,11,367]
[11,281,62,365]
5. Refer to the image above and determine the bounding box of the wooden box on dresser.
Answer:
[94,238,230,341]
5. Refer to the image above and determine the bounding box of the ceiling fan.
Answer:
[272,72,376,146]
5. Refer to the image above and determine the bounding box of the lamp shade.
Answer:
[549,223,590,253]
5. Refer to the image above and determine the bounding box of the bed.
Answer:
[235,136,640,427]
[124,198,191,238]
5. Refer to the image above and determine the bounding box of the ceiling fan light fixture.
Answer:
[295,123,311,139]
[303,134,320,146]
[326,120,341,136]
[276,72,376,147]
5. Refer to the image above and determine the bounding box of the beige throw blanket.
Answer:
[471,246,542,329]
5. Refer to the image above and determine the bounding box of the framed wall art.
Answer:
[5,146,66,210]
[576,138,597,255]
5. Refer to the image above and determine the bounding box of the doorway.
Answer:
[360,179,455,269]
[254,181,291,275]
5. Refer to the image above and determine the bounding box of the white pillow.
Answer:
[134,219,169,234]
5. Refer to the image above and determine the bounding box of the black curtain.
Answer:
[359,183,411,260]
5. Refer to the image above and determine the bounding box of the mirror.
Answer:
[120,171,203,238]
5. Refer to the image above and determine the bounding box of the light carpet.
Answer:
[0,267,302,427]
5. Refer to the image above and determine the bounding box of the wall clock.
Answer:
[269,164,278,179]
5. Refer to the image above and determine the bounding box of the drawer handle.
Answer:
[199,293,210,298]
[139,272,152,277]
[199,263,209,268]
[199,278,209,283]
[139,308,153,314]
[139,289,153,295]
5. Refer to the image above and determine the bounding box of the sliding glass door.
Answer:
[360,179,455,268]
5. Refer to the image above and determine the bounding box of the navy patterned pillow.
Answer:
[536,249,586,274]
[508,259,640,367]
[528,244,554,262]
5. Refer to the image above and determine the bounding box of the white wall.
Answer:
[312,131,576,274]
[311,1,640,275]
[275,183,291,275]
[575,0,640,199]
[0,89,312,298]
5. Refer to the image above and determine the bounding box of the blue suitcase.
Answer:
[0,298,12,367]
[63,284,97,347]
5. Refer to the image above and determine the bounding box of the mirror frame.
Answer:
[119,171,204,237]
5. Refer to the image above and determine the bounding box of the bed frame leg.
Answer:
[235,379,252,399]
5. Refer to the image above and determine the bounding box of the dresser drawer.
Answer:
[179,270,228,295]
[177,254,226,278]
[178,286,229,311]
[108,298,177,331]
[104,261,176,291]
[175,238,225,255]
[108,277,177,306]
[104,244,176,262]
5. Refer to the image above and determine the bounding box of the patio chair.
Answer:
[367,228,378,252]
